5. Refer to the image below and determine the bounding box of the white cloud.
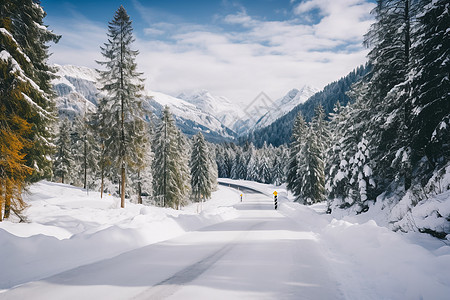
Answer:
[294,0,375,41]
[143,28,165,36]
[47,1,375,104]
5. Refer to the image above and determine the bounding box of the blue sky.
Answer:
[42,0,376,104]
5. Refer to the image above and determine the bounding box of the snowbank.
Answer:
[0,181,240,290]
[218,178,450,299]
[279,200,450,300]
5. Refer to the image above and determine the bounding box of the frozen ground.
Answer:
[0,179,449,299]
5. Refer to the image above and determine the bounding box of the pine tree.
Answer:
[311,104,330,155]
[246,149,260,182]
[298,127,325,204]
[152,107,188,209]
[259,142,272,184]
[231,148,245,179]
[53,118,73,184]
[215,146,227,178]
[287,112,307,199]
[409,0,450,172]
[72,113,99,189]
[190,133,212,202]
[92,97,113,198]
[131,142,153,205]
[207,143,218,191]
[96,6,146,208]
[272,147,285,186]
[176,131,191,209]
[361,0,415,192]
[0,115,33,221]
[1,0,60,180]
[223,147,235,178]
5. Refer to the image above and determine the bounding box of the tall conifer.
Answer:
[96,6,145,207]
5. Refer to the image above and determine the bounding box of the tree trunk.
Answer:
[121,166,125,208]
[100,144,104,199]
[84,134,87,189]
[0,180,4,222]
[101,163,104,199]
[137,171,142,204]
[4,179,11,219]
[119,17,126,209]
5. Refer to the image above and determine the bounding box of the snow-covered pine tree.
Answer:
[298,126,325,204]
[259,142,272,184]
[152,106,188,209]
[53,118,73,184]
[409,0,450,174]
[223,146,235,179]
[287,112,307,200]
[325,102,345,201]
[326,80,378,213]
[136,144,154,205]
[347,134,375,212]
[311,105,330,155]
[72,113,98,189]
[364,0,412,102]
[190,132,212,202]
[246,149,260,182]
[126,116,151,204]
[242,142,255,180]
[215,146,226,178]
[92,96,114,198]
[176,131,191,209]
[96,6,146,208]
[231,147,246,180]
[0,0,60,181]
[361,0,415,192]
[207,143,218,191]
[272,147,286,186]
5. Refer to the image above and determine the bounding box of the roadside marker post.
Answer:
[273,191,278,210]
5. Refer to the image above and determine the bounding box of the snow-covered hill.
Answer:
[52,65,236,142]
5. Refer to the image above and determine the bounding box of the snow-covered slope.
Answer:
[52,65,236,142]
[143,90,236,142]
[1,180,449,298]
[0,181,240,290]
[52,64,98,119]
[253,85,319,130]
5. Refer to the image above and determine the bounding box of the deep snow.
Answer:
[0,179,449,299]
[0,181,239,290]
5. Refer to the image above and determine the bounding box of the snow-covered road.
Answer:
[0,191,341,300]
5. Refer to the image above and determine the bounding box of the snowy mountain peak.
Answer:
[178,89,234,112]
[178,89,243,133]
[252,85,319,130]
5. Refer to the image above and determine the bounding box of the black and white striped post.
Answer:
[273,191,278,210]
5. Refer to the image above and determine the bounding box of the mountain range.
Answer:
[51,64,319,143]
